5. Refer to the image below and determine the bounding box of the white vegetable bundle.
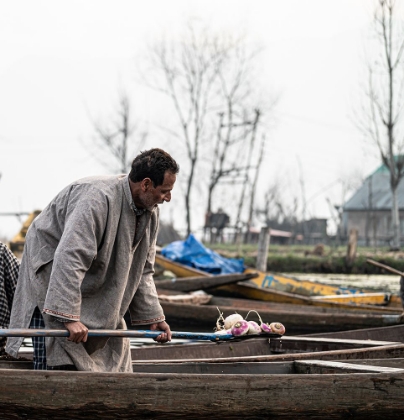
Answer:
[215,308,286,337]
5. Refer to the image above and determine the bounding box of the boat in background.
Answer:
[155,253,403,309]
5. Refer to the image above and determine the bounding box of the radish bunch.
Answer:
[215,308,285,337]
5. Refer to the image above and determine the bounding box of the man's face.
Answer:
[140,171,176,209]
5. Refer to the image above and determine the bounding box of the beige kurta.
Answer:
[6,174,165,372]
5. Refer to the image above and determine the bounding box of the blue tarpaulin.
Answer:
[161,234,245,275]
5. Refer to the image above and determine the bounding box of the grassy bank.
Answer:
[207,243,404,274]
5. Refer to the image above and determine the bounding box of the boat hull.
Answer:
[0,366,404,419]
[155,254,403,309]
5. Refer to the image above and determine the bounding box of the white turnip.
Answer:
[215,308,244,334]
[224,313,244,330]
[231,320,249,336]
[247,320,261,335]
[269,322,286,335]
[246,310,285,335]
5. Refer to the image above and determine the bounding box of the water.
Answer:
[286,273,401,294]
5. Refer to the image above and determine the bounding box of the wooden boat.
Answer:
[0,358,404,418]
[157,293,404,335]
[2,329,404,418]
[155,253,403,309]
[206,281,403,312]
[130,333,404,362]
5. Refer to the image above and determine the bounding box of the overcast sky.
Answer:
[0,0,399,240]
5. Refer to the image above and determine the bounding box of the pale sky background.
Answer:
[0,0,400,240]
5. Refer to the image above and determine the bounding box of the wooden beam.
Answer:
[366,258,404,277]
[154,272,259,292]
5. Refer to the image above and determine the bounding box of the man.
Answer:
[6,148,179,371]
[0,242,19,354]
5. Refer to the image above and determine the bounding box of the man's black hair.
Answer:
[129,148,179,187]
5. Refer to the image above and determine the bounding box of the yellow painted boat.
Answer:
[245,267,368,297]
[156,254,211,278]
[155,254,403,310]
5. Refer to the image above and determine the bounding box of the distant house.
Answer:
[341,164,404,246]
[295,218,328,244]
[246,218,328,245]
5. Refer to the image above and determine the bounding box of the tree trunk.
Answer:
[346,228,358,268]
[391,184,400,250]
[256,227,270,272]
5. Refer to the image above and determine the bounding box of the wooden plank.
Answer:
[336,358,404,369]
[295,359,404,374]
[132,359,404,375]
[305,324,404,342]
[366,258,404,277]
[0,368,403,418]
[131,337,273,361]
[155,272,258,292]
[311,292,392,305]
[131,335,399,362]
[132,361,295,375]
[132,343,404,364]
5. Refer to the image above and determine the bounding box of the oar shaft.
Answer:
[0,329,234,341]
[366,259,404,277]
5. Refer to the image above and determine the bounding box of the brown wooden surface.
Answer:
[366,258,404,277]
[160,298,404,335]
[306,324,404,342]
[132,343,404,364]
[0,368,403,418]
[131,336,272,360]
[155,272,258,291]
[130,335,398,361]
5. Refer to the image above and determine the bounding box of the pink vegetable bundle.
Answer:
[215,308,286,337]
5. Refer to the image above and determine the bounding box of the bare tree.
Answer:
[145,21,272,237]
[358,0,404,249]
[257,179,300,235]
[89,92,147,173]
[232,109,261,243]
[146,23,233,235]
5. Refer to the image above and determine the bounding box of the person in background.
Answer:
[0,242,19,354]
[6,148,179,371]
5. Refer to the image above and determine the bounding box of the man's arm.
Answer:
[149,320,172,343]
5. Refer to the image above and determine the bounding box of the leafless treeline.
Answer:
[89,21,278,241]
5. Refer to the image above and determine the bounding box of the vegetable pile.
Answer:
[215,309,286,337]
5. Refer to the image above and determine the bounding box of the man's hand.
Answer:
[149,320,172,343]
[64,321,89,343]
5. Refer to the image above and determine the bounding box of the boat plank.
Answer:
[0,368,403,419]
[155,272,258,291]
[132,343,404,364]
[306,324,404,342]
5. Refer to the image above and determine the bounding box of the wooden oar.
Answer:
[0,329,280,342]
[0,329,234,341]
[366,259,404,277]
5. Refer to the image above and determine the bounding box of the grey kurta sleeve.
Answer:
[43,184,108,320]
[129,234,165,325]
